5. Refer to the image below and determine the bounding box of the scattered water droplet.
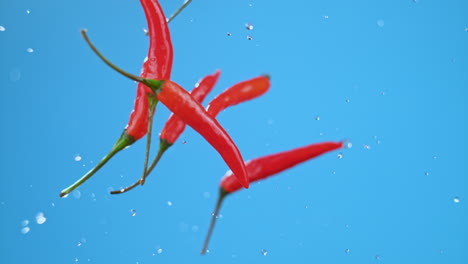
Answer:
[363,144,371,150]
[337,153,343,159]
[143,28,148,34]
[345,141,353,148]
[0,26,5,31]
[323,15,329,19]
[315,116,320,121]
[377,19,385,27]
[424,171,430,176]
[453,197,460,203]
[167,201,173,206]
[21,220,29,226]
[182,140,187,144]
[465,27,468,32]
[130,209,137,216]
[245,23,254,30]
[35,212,46,224]
[345,98,350,103]
[433,155,438,160]
[77,242,82,247]
[73,190,81,199]
[261,249,268,256]
[157,248,163,254]
[227,32,232,36]
[74,154,82,161]
[375,254,381,260]
[345,248,350,253]
[26,10,31,14]
[74,258,79,262]
[26,48,34,53]
[51,202,55,207]
[247,35,253,40]
[21,226,30,234]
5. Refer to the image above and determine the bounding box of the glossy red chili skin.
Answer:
[125,0,173,140]
[160,70,221,144]
[220,141,343,193]
[206,75,270,117]
[155,80,250,189]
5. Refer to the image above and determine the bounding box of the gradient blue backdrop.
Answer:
[1,0,467,263]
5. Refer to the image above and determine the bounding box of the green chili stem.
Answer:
[60,133,134,197]
[200,188,229,255]
[167,0,192,23]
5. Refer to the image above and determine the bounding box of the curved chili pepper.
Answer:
[200,141,343,254]
[206,75,270,117]
[77,30,250,189]
[59,0,172,198]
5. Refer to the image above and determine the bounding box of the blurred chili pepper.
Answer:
[200,141,343,254]
[59,0,172,197]
[78,30,250,189]
[113,73,271,194]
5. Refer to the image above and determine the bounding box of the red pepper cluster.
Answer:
[60,0,344,254]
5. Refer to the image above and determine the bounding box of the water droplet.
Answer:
[261,249,268,256]
[21,220,29,226]
[453,197,460,203]
[227,32,232,36]
[157,248,163,254]
[363,144,371,150]
[0,26,5,31]
[143,28,148,34]
[345,248,350,253]
[245,23,254,30]
[74,154,82,161]
[433,155,438,160]
[413,0,419,3]
[315,116,320,121]
[167,201,173,206]
[337,153,343,159]
[26,48,34,53]
[375,254,381,260]
[21,227,30,234]
[26,10,31,14]
[73,190,81,199]
[465,27,468,32]
[182,140,187,144]
[377,19,385,27]
[75,258,79,262]
[345,142,353,148]
[35,212,46,224]
[424,171,430,176]
[77,242,82,247]
[51,202,55,207]
[247,35,253,40]
[323,15,329,19]
[345,98,350,103]
[130,209,137,216]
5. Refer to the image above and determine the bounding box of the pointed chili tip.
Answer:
[59,192,67,198]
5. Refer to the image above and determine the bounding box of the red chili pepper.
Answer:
[206,75,270,117]
[200,141,343,254]
[151,79,250,189]
[59,0,172,197]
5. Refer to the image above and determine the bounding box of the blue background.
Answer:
[1,0,467,263]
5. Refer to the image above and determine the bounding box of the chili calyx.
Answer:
[200,141,343,254]
[80,30,250,189]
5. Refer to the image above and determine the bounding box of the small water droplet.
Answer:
[375,254,381,260]
[51,202,55,207]
[167,201,173,206]
[21,220,29,226]
[130,209,137,216]
[377,19,385,27]
[75,258,79,262]
[337,153,343,159]
[182,140,187,144]
[26,10,30,14]
[315,116,320,121]
[453,197,460,203]
[26,48,34,53]
[227,32,232,36]
[363,144,371,150]
[157,248,163,254]
[465,27,468,32]
[143,28,148,34]
[380,91,386,96]
[77,242,82,247]
[74,154,82,161]
[261,249,268,256]
[0,26,5,31]
[345,248,350,253]
[345,141,353,148]
[35,212,46,224]
[424,171,430,176]
[345,98,350,103]
[245,23,254,30]
[323,15,329,19]
[73,190,81,199]
[21,227,30,234]
[433,155,438,160]
[247,35,253,40]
